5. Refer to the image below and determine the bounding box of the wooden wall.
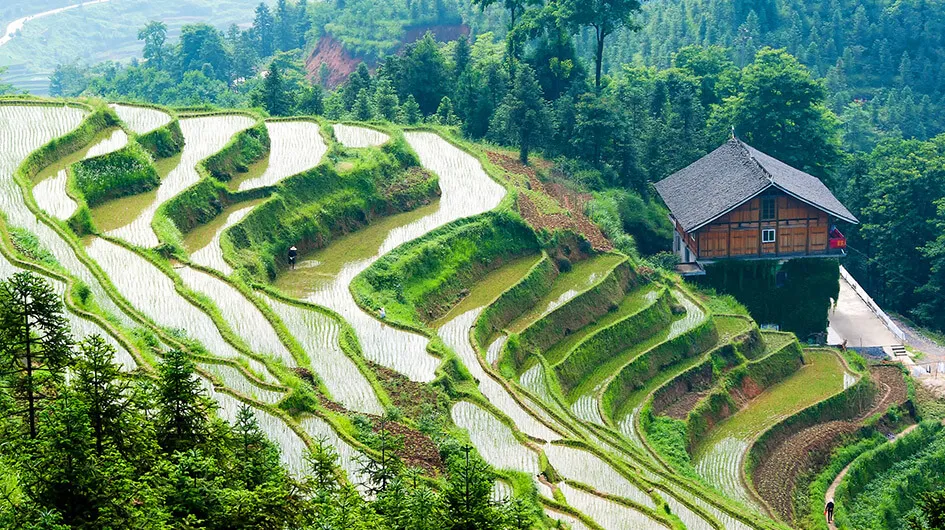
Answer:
[689,192,831,260]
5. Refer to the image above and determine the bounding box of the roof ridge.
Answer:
[733,137,774,184]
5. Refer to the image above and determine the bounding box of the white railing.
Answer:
[839,266,907,343]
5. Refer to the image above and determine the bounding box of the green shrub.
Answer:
[352,211,539,326]
[473,255,558,348]
[138,119,185,158]
[71,142,159,206]
[203,121,270,181]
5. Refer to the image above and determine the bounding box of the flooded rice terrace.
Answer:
[276,132,506,382]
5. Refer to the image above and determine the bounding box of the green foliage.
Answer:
[353,211,540,327]
[137,117,185,158]
[834,422,945,530]
[701,258,840,338]
[203,120,271,181]
[587,188,674,256]
[8,227,59,269]
[506,258,635,371]
[473,255,558,348]
[641,414,698,479]
[71,141,160,206]
[554,288,673,392]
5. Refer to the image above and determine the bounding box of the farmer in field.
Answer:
[825,498,835,523]
[287,246,298,269]
[378,307,386,320]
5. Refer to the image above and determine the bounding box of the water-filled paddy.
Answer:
[177,266,295,366]
[264,295,383,415]
[451,400,541,474]
[275,132,505,382]
[558,483,658,530]
[105,115,254,248]
[184,199,262,274]
[229,120,327,191]
[110,104,172,134]
[544,443,655,509]
[333,124,390,148]
[85,237,243,360]
[0,105,134,327]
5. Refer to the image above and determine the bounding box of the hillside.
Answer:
[0,96,936,530]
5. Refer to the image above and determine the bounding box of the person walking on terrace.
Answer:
[288,245,298,270]
[825,498,835,524]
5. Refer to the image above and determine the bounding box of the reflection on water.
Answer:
[106,115,254,248]
[276,132,505,382]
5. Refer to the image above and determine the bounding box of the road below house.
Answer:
[828,274,898,348]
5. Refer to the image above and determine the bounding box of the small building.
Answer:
[654,138,858,274]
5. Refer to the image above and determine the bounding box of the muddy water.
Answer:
[110,104,171,135]
[333,124,389,148]
[264,296,384,415]
[0,105,134,328]
[85,237,244,360]
[184,200,262,274]
[33,128,128,220]
[106,115,255,248]
[177,266,296,367]
[275,132,505,382]
[230,121,327,191]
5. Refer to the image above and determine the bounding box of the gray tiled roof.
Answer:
[653,138,858,232]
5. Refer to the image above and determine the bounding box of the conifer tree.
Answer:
[74,335,131,456]
[156,349,210,452]
[0,272,73,439]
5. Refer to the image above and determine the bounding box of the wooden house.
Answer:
[654,138,857,274]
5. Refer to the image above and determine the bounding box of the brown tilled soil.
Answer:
[371,420,445,476]
[486,151,612,252]
[752,365,909,521]
[662,391,709,420]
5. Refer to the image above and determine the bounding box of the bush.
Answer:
[71,142,159,206]
[138,119,185,158]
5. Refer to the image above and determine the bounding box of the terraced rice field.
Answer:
[111,103,172,134]
[558,483,658,529]
[106,115,254,247]
[2,101,815,529]
[451,401,541,474]
[276,132,505,382]
[333,124,390,148]
[231,120,327,190]
[693,350,848,511]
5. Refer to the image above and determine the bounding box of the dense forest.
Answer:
[0,272,535,529]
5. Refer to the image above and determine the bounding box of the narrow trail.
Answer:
[823,423,919,530]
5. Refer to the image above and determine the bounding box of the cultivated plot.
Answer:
[110,104,172,135]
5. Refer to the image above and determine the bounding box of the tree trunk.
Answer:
[595,28,605,90]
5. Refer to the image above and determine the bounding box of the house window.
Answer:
[761,197,777,220]
[762,228,776,243]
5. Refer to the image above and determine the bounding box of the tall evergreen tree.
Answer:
[0,272,73,439]
[156,349,210,452]
[74,335,131,456]
[491,64,551,164]
[559,0,641,89]
[253,3,276,58]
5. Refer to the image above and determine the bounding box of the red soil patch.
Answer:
[752,365,910,521]
[305,35,363,89]
[486,151,612,252]
[663,391,709,420]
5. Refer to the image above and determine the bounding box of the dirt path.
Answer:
[823,423,919,530]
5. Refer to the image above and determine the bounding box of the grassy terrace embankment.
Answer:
[4,99,812,530]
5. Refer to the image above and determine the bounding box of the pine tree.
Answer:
[353,88,374,121]
[373,77,400,121]
[74,335,131,456]
[435,96,459,126]
[492,64,551,164]
[444,446,497,530]
[156,349,210,452]
[0,272,74,439]
[231,405,282,488]
[402,95,422,124]
[253,3,276,58]
[257,61,292,116]
[306,435,340,493]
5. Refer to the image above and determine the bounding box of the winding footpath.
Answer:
[823,423,919,530]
